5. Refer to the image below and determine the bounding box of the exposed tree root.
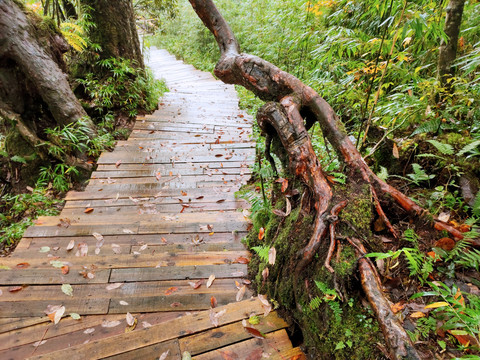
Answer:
[187,0,461,357]
[346,237,421,360]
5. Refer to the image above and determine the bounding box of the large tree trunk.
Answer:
[0,0,94,131]
[438,0,466,89]
[82,0,144,69]
[186,1,469,359]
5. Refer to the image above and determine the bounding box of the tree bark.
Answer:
[82,0,144,69]
[0,0,94,131]
[438,0,466,88]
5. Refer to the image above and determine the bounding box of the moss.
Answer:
[340,184,373,236]
[332,244,357,278]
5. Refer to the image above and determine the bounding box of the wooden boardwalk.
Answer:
[0,48,304,359]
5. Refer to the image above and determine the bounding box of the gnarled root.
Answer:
[347,237,421,360]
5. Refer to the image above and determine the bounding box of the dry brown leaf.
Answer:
[285,198,292,216]
[165,287,178,295]
[61,265,69,275]
[211,296,217,308]
[262,268,269,282]
[234,256,250,264]
[159,350,170,360]
[9,286,23,293]
[84,208,94,214]
[392,143,399,159]
[115,160,122,168]
[66,239,75,251]
[244,326,266,339]
[206,274,215,288]
[258,294,272,317]
[77,243,88,257]
[45,305,65,325]
[126,312,135,327]
[268,247,276,265]
[119,300,129,306]
[209,308,226,327]
[102,320,121,328]
[189,279,203,289]
[236,285,246,302]
[15,262,30,269]
[105,283,123,291]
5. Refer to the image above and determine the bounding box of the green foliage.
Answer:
[251,245,270,263]
[309,280,343,323]
[77,57,166,117]
[0,187,61,245]
[37,164,78,193]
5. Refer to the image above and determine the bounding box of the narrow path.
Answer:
[0,48,305,359]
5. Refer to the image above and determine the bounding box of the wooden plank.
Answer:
[192,329,294,360]
[179,312,288,355]
[0,312,185,359]
[0,298,109,317]
[28,298,265,360]
[109,263,247,282]
[0,317,48,334]
[0,268,111,285]
[102,339,181,360]
[0,251,250,269]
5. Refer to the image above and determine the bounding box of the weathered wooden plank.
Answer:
[102,339,181,360]
[178,312,288,355]
[0,317,48,334]
[0,312,185,359]
[0,251,250,268]
[0,298,109,317]
[0,268,111,285]
[28,298,265,360]
[192,329,294,360]
[109,264,248,282]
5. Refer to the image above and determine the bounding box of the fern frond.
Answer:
[60,22,87,52]
[411,118,441,136]
[457,140,480,157]
[309,296,322,310]
[251,245,270,263]
[426,140,454,155]
[456,248,480,271]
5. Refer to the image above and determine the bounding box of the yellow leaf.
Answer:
[424,301,449,309]
[410,311,426,318]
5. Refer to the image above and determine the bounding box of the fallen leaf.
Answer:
[234,256,250,264]
[66,239,75,251]
[209,308,227,327]
[139,244,148,252]
[39,246,50,253]
[272,209,287,217]
[111,243,122,254]
[435,237,455,251]
[45,305,65,325]
[16,262,30,269]
[102,320,121,328]
[189,279,203,289]
[84,208,94,214]
[448,330,479,347]
[258,294,272,316]
[268,247,276,265]
[438,212,450,223]
[77,243,88,257]
[211,296,218,308]
[159,350,170,360]
[119,300,129,306]
[285,198,292,216]
[50,260,65,268]
[141,321,152,328]
[275,177,288,192]
[70,313,81,320]
[33,340,47,347]
[207,274,216,288]
[424,301,449,309]
[182,351,192,360]
[262,267,269,282]
[8,286,23,293]
[244,327,266,339]
[106,283,123,291]
[92,232,103,242]
[165,287,178,295]
[392,143,399,159]
[115,160,122,168]
[84,328,95,334]
[391,301,405,314]
[123,228,134,234]
[410,311,426,318]
[236,285,246,301]
[126,312,135,326]
[170,302,183,308]
[258,227,265,240]
[61,284,73,297]
[216,199,226,203]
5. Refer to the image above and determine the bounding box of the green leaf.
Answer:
[10,155,27,164]
[182,351,192,360]
[61,284,73,296]
[450,329,469,336]
[335,341,345,350]
[39,246,51,253]
[70,313,81,320]
[426,140,454,155]
[50,260,65,268]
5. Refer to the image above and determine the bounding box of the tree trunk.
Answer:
[0,0,94,131]
[438,0,466,89]
[82,0,144,69]
[186,1,469,358]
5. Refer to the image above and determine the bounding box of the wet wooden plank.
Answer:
[178,312,288,355]
[28,298,265,360]
[0,268,111,285]
[0,298,109,317]
[102,339,181,360]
